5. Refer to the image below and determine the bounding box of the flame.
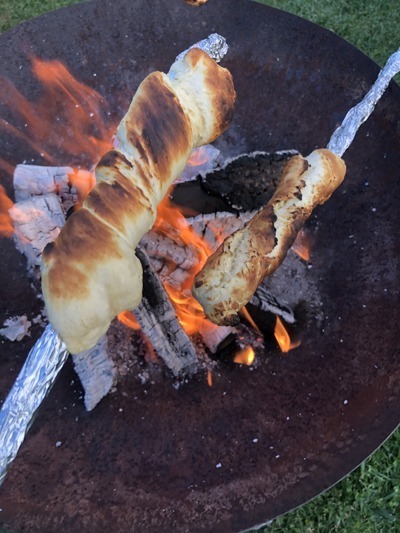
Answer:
[0,56,231,340]
[151,196,229,336]
[207,370,213,387]
[0,57,115,167]
[234,346,255,365]
[0,185,14,237]
[292,229,312,261]
[117,311,141,331]
[188,146,214,167]
[238,306,260,333]
[274,316,301,353]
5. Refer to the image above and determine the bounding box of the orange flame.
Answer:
[188,146,214,167]
[292,229,312,261]
[0,57,115,167]
[207,370,213,387]
[234,346,255,365]
[151,196,229,337]
[0,185,14,237]
[117,311,141,331]
[274,316,301,353]
[0,57,231,340]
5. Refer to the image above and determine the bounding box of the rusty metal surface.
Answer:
[0,0,399,531]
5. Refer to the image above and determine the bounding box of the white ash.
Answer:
[0,315,31,342]
[72,335,117,412]
[265,249,324,324]
[176,144,220,183]
[13,164,95,212]
[9,193,65,268]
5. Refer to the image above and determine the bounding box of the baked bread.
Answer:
[41,48,235,354]
[193,148,346,325]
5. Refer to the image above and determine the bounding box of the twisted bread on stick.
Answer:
[41,48,235,354]
[193,149,346,325]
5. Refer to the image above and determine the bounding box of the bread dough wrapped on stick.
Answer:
[193,148,346,325]
[41,48,235,354]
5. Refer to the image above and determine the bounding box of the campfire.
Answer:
[0,55,305,412]
[1,3,399,532]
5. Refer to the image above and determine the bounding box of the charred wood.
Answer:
[250,284,295,324]
[72,335,117,411]
[13,164,94,211]
[134,247,198,376]
[201,150,298,211]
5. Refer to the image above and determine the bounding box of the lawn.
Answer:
[0,1,399,532]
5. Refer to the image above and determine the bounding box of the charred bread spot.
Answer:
[84,178,151,238]
[126,72,191,184]
[97,150,133,170]
[45,261,89,300]
[46,209,123,266]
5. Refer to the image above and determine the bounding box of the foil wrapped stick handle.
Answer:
[0,33,229,488]
[327,47,400,157]
[0,325,69,486]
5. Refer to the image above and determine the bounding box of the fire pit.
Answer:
[1,1,400,531]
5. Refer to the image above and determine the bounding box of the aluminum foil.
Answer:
[175,33,228,63]
[0,325,68,486]
[0,35,229,488]
[327,47,400,157]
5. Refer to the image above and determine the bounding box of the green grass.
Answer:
[0,1,399,532]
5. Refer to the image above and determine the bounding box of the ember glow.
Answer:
[0,185,14,237]
[292,229,312,261]
[117,311,141,331]
[152,197,229,336]
[234,346,255,365]
[274,316,301,353]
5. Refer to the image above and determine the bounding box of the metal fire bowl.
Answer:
[0,1,399,531]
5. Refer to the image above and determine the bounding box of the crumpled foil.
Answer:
[0,325,68,486]
[175,33,228,63]
[327,47,400,157]
[0,33,230,487]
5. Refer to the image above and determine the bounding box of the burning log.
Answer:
[134,247,197,376]
[250,285,295,324]
[193,149,346,326]
[9,193,65,268]
[141,211,254,288]
[41,46,236,355]
[201,150,297,211]
[13,164,94,211]
[72,335,117,411]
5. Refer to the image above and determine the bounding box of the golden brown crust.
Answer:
[41,48,235,353]
[193,149,346,325]
[184,0,208,5]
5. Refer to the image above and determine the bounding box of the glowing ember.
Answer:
[0,185,14,237]
[292,229,312,261]
[117,311,141,331]
[238,306,260,333]
[151,196,229,336]
[188,146,215,167]
[207,370,213,387]
[274,316,301,353]
[234,346,255,365]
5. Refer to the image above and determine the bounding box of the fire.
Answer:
[292,229,312,261]
[274,316,301,353]
[188,146,214,167]
[152,196,228,336]
[117,311,141,331]
[0,57,115,167]
[234,346,255,365]
[207,370,213,387]
[0,185,14,237]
